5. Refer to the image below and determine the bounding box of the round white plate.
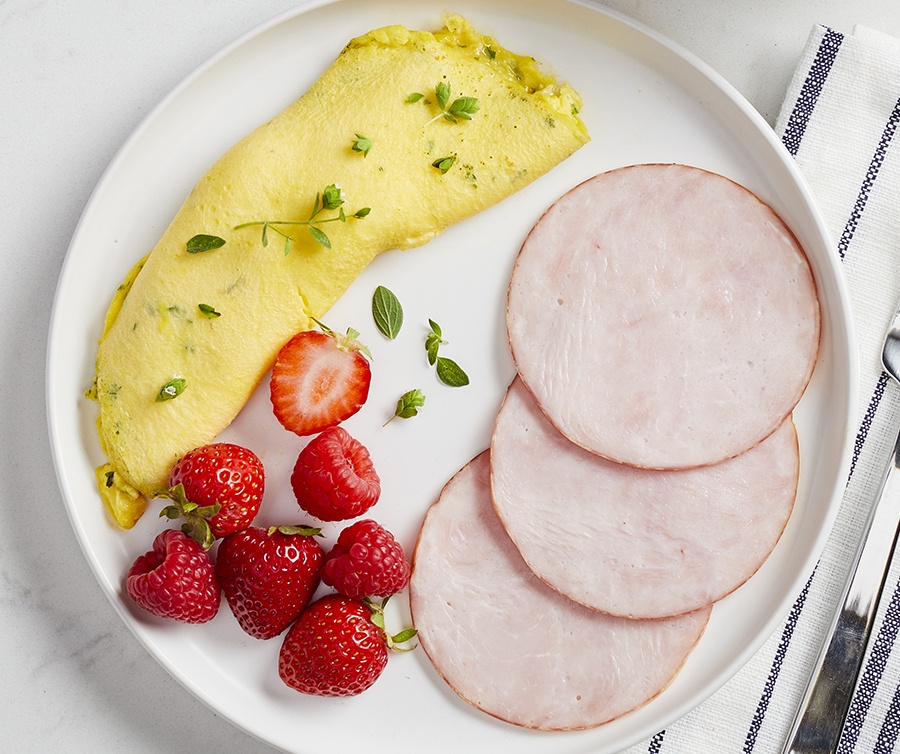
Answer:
[47,0,856,752]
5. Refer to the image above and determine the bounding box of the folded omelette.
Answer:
[88,14,589,527]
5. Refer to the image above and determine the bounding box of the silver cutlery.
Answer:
[781,300,900,753]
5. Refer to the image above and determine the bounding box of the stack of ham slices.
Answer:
[410,164,821,731]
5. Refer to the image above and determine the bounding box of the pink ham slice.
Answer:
[507,163,820,469]
[490,378,799,619]
[409,451,711,731]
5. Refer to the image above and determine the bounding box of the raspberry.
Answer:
[322,519,411,599]
[126,529,220,624]
[290,427,380,521]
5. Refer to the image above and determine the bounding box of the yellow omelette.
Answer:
[88,14,589,528]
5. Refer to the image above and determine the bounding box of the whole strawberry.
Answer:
[322,519,411,599]
[160,443,265,548]
[215,525,323,640]
[291,426,380,521]
[278,594,415,696]
[126,529,220,624]
[270,324,371,437]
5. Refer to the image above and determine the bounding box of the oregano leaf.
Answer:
[156,377,187,401]
[308,225,332,249]
[186,234,226,254]
[372,285,404,339]
[436,357,469,387]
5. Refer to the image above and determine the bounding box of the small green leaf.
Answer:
[268,525,322,537]
[384,388,426,425]
[425,334,441,365]
[436,357,469,387]
[392,628,418,644]
[353,207,371,218]
[425,319,445,365]
[322,184,344,211]
[352,133,373,156]
[406,92,425,103]
[198,303,221,319]
[308,225,332,249]
[185,234,226,254]
[435,81,451,111]
[447,96,480,120]
[156,377,187,401]
[372,285,404,339]
[432,155,456,174]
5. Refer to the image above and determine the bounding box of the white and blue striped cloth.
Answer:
[625,24,900,754]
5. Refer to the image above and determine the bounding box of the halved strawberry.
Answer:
[270,324,371,436]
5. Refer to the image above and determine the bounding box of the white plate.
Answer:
[46,0,857,752]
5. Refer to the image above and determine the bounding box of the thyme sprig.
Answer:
[422,82,480,126]
[234,184,370,253]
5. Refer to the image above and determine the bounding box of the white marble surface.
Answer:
[4,1,900,752]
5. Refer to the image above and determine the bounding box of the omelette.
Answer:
[88,14,589,528]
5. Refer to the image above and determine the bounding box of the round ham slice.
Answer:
[409,451,710,731]
[507,163,820,469]
[490,378,799,619]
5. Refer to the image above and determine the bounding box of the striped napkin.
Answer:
[625,24,900,754]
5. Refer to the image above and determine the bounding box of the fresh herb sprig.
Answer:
[351,133,373,157]
[432,155,456,175]
[425,320,470,387]
[234,184,370,253]
[384,388,426,425]
[422,82,480,126]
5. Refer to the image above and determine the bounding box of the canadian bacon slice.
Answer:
[409,451,710,730]
[490,378,799,619]
[507,163,820,469]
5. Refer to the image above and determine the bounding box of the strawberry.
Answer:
[322,519,411,599]
[278,595,416,696]
[125,529,220,624]
[215,525,324,640]
[270,324,372,436]
[290,426,381,521]
[160,443,265,549]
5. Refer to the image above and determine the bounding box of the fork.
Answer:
[781,303,900,753]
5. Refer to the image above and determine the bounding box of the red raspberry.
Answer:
[322,519,411,599]
[290,427,380,521]
[126,530,220,624]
